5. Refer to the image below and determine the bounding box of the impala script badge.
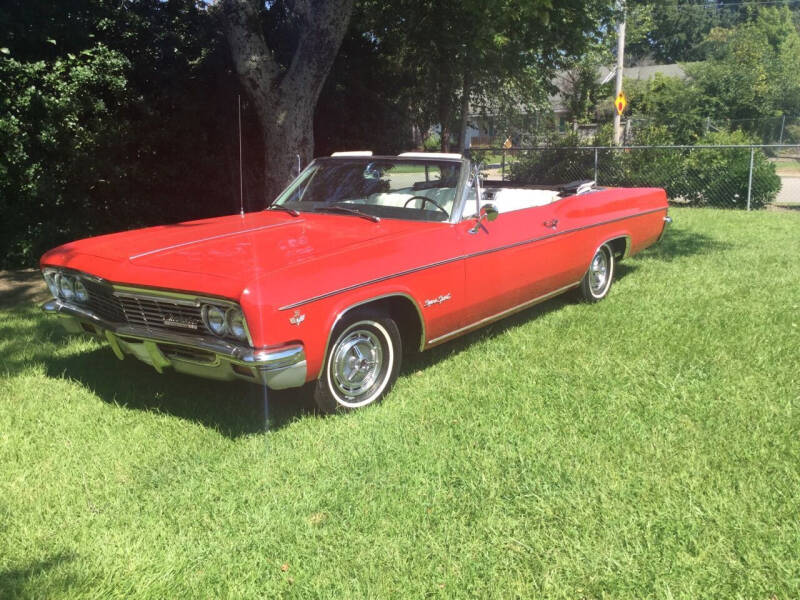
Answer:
[163,314,199,330]
[424,293,452,307]
[289,310,306,326]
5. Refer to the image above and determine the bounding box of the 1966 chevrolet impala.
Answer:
[41,152,670,412]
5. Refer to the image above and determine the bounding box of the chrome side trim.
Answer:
[280,257,463,311]
[426,281,581,346]
[280,207,666,310]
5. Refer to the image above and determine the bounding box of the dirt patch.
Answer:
[0,269,49,309]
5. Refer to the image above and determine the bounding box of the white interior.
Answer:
[462,187,561,219]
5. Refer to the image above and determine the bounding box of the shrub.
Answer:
[682,131,781,209]
[422,134,441,152]
[509,133,595,185]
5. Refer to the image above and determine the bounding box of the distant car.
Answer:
[41,151,670,412]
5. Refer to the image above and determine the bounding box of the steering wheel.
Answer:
[403,195,449,216]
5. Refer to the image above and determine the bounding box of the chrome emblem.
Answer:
[163,314,199,330]
[289,310,306,326]
[424,293,452,307]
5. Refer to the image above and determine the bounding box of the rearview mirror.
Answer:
[469,203,499,233]
[480,203,499,222]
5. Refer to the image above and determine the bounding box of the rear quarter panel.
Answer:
[560,187,668,273]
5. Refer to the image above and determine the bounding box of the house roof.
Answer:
[469,63,689,117]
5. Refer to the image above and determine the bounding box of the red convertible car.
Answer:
[41,152,670,412]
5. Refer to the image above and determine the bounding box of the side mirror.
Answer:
[481,203,499,222]
[469,203,499,233]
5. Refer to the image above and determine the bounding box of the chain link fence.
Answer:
[469,145,800,210]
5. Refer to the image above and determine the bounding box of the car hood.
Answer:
[41,211,444,298]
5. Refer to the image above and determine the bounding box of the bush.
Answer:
[422,134,441,152]
[509,133,595,185]
[682,131,781,209]
[508,128,781,210]
[0,46,132,267]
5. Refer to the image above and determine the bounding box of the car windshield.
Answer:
[271,158,463,222]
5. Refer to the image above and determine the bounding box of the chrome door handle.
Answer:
[543,219,558,229]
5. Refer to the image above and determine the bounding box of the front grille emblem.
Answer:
[163,314,199,330]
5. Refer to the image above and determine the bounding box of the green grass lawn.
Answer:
[1,208,799,598]
[772,158,800,175]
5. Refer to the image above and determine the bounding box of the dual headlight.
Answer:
[43,269,90,304]
[201,304,248,342]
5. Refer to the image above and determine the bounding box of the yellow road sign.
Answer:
[615,91,627,115]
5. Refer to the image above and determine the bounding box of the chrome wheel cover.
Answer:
[589,249,610,295]
[330,328,384,402]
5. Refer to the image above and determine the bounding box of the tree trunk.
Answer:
[221,0,354,203]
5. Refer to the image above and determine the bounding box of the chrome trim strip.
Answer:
[128,221,298,261]
[280,207,666,310]
[426,281,581,346]
[280,256,464,311]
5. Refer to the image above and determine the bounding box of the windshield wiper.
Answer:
[267,204,300,217]
[314,206,380,223]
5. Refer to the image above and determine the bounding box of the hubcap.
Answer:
[589,250,609,295]
[331,329,383,399]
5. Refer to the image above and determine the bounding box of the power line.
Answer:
[648,0,800,10]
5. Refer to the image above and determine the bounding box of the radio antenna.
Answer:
[238,94,244,217]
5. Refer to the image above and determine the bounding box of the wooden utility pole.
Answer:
[613,4,626,146]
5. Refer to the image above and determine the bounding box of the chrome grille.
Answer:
[82,278,209,335]
[117,295,205,334]
[84,279,126,323]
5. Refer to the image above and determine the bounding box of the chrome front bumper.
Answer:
[42,299,306,389]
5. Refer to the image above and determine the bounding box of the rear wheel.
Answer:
[313,309,402,413]
[578,243,614,302]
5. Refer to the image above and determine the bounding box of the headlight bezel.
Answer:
[43,268,90,304]
[56,273,76,301]
[226,307,248,341]
[202,304,228,336]
[73,279,90,303]
[201,303,251,343]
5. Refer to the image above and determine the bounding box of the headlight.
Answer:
[43,271,59,298]
[202,305,227,335]
[73,279,90,303]
[57,274,75,300]
[226,308,247,341]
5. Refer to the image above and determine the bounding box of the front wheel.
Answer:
[577,243,615,302]
[313,309,402,413]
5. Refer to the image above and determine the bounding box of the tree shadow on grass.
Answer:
[0,552,77,600]
[42,346,315,437]
[0,307,313,437]
[637,226,731,262]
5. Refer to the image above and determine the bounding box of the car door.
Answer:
[456,180,581,329]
